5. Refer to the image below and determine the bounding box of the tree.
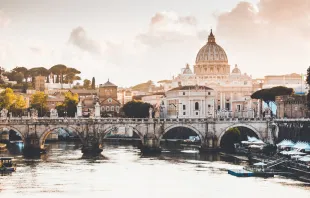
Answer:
[13,67,29,82]
[50,64,67,84]
[0,88,17,110]
[11,95,26,116]
[14,72,24,84]
[30,91,48,117]
[91,77,95,89]
[83,79,91,89]
[251,86,294,106]
[56,92,79,117]
[122,100,153,118]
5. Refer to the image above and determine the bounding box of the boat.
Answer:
[228,162,275,178]
[0,157,16,172]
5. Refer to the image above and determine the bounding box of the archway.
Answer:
[102,126,143,140]
[159,125,203,150]
[219,124,261,152]
[39,126,82,149]
[0,126,24,143]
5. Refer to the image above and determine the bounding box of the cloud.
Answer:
[0,10,11,28]
[136,11,202,47]
[215,0,310,77]
[68,26,101,54]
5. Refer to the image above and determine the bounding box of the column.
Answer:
[230,93,233,111]
[257,99,260,118]
[223,93,226,110]
[220,93,223,110]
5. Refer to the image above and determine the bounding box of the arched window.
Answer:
[106,106,110,111]
[195,102,199,110]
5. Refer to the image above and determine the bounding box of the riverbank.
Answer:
[220,152,310,183]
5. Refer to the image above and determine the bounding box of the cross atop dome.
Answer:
[208,29,215,43]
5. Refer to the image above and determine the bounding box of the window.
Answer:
[106,106,110,111]
[208,104,211,108]
[183,112,186,115]
[183,105,186,110]
[116,106,119,112]
[101,106,105,111]
[237,105,241,111]
[196,112,198,115]
[195,102,199,110]
[108,98,112,103]
[208,92,211,95]
[183,92,185,95]
[111,106,114,111]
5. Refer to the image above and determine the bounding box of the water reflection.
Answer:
[0,142,309,198]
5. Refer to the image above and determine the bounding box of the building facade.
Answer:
[159,30,259,118]
[98,80,121,116]
[276,95,307,118]
[161,85,215,119]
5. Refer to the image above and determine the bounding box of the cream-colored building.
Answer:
[161,85,215,119]
[160,30,259,117]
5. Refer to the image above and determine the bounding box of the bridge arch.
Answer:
[39,126,82,146]
[159,124,204,142]
[217,123,262,147]
[0,126,25,142]
[101,125,144,143]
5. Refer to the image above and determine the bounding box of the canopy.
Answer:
[280,150,306,156]
[276,139,295,147]
[293,141,310,150]
[298,156,310,162]
[254,162,266,166]
[248,145,263,149]
[247,136,260,142]
[291,155,303,159]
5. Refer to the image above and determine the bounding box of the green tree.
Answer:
[50,64,67,84]
[30,91,48,117]
[122,100,152,118]
[251,86,293,106]
[0,88,17,110]
[13,67,29,82]
[83,79,91,89]
[91,77,95,89]
[56,92,79,117]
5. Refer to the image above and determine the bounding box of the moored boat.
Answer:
[0,157,16,172]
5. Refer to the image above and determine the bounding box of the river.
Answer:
[0,142,309,198]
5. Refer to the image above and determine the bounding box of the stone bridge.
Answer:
[0,117,277,154]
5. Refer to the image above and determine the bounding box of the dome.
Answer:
[232,64,241,74]
[182,64,193,75]
[100,79,117,87]
[195,30,228,64]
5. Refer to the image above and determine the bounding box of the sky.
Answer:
[0,0,309,87]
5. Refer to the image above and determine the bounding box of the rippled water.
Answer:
[0,142,309,198]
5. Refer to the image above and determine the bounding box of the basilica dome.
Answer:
[195,30,228,64]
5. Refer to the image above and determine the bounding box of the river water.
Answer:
[0,142,309,198]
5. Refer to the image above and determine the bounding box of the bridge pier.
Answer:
[140,134,161,154]
[23,134,46,155]
[199,137,221,153]
[81,135,103,154]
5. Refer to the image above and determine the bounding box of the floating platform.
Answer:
[228,169,274,178]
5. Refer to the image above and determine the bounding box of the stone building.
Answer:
[161,85,215,119]
[35,75,46,91]
[276,95,308,118]
[159,30,259,117]
[98,80,121,116]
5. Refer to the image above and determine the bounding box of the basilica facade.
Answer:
[160,30,260,118]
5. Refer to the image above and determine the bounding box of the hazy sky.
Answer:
[0,0,309,87]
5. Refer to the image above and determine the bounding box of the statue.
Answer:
[30,108,38,118]
[95,102,100,118]
[77,101,82,117]
[149,107,153,119]
[50,109,58,118]
[0,108,8,119]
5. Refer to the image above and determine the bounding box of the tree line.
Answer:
[1,65,96,90]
